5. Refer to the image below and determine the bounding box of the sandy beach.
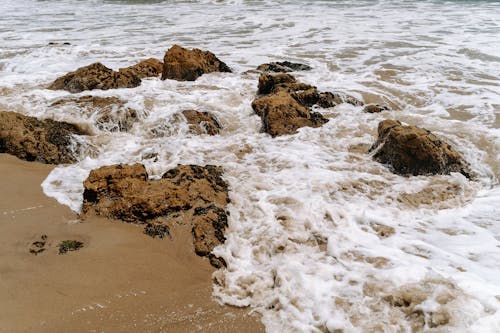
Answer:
[0,153,263,332]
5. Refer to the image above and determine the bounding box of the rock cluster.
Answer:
[0,111,86,164]
[48,58,162,93]
[161,45,231,81]
[370,120,471,177]
[82,163,230,267]
[251,72,363,136]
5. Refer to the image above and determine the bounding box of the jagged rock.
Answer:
[161,45,231,81]
[370,120,471,177]
[252,91,328,137]
[48,62,141,93]
[181,110,221,135]
[119,58,163,79]
[257,73,363,107]
[82,163,230,266]
[257,73,299,95]
[51,96,137,132]
[363,104,390,113]
[257,61,312,73]
[58,240,83,254]
[0,111,86,164]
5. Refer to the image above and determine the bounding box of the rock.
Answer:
[181,110,221,135]
[48,62,141,93]
[257,61,312,73]
[82,163,230,266]
[161,45,231,81]
[119,58,163,79]
[51,96,137,132]
[0,111,86,164]
[29,235,48,255]
[370,120,471,177]
[257,73,298,95]
[252,91,328,137]
[363,103,390,113]
[58,240,83,254]
[317,91,364,108]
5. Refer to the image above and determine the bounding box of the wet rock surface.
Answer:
[161,44,231,81]
[118,58,163,79]
[82,163,230,266]
[363,103,390,113]
[370,120,471,177]
[181,109,221,135]
[51,96,138,132]
[257,61,312,73]
[252,91,328,137]
[48,62,142,93]
[0,111,86,164]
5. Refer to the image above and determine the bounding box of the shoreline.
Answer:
[0,153,263,332]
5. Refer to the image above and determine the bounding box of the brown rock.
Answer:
[257,61,312,73]
[119,58,163,79]
[0,111,86,164]
[161,45,231,81]
[181,110,221,135]
[51,96,137,132]
[370,120,471,177]
[257,73,298,95]
[363,104,390,113]
[251,91,328,137]
[82,164,230,266]
[48,62,141,93]
[317,91,364,108]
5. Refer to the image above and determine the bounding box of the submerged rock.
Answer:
[252,91,328,137]
[370,120,471,177]
[363,103,390,113]
[118,58,163,79]
[257,61,312,73]
[82,163,230,266]
[161,44,231,81]
[48,62,141,93]
[181,110,221,135]
[52,95,137,132]
[0,111,86,164]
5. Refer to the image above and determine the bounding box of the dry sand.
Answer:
[0,153,264,333]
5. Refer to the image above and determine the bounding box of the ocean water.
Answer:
[1,0,500,331]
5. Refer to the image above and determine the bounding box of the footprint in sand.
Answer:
[29,234,48,255]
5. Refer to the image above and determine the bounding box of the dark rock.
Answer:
[363,104,390,113]
[82,163,230,267]
[51,96,137,132]
[252,91,328,137]
[119,58,163,79]
[0,111,86,164]
[370,120,471,177]
[58,240,83,254]
[181,110,221,135]
[317,91,364,108]
[257,61,312,73]
[29,235,48,255]
[48,62,141,93]
[161,45,231,81]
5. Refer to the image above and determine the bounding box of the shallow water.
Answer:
[1,0,500,332]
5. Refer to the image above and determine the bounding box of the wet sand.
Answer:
[0,154,264,333]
